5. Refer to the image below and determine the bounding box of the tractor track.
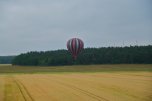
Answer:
[46,77,109,101]
[13,79,27,101]
[62,82,109,101]
[13,77,34,101]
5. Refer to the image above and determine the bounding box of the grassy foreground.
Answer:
[0,64,152,101]
[0,64,152,73]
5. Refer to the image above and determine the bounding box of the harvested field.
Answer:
[0,76,5,101]
[0,72,152,101]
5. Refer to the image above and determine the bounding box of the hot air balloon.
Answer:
[67,38,84,60]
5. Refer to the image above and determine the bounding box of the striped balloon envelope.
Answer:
[67,38,84,60]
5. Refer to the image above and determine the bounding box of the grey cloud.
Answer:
[0,0,152,55]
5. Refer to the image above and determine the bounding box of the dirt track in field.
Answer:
[0,72,152,101]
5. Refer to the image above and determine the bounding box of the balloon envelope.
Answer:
[67,38,84,59]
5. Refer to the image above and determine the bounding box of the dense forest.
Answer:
[12,45,152,66]
[0,56,15,64]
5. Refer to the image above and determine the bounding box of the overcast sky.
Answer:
[0,0,152,55]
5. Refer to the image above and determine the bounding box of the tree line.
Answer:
[0,56,15,64]
[12,45,152,66]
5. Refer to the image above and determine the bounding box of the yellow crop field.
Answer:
[0,72,152,101]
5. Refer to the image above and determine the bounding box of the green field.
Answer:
[0,64,152,74]
[0,64,152,101]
